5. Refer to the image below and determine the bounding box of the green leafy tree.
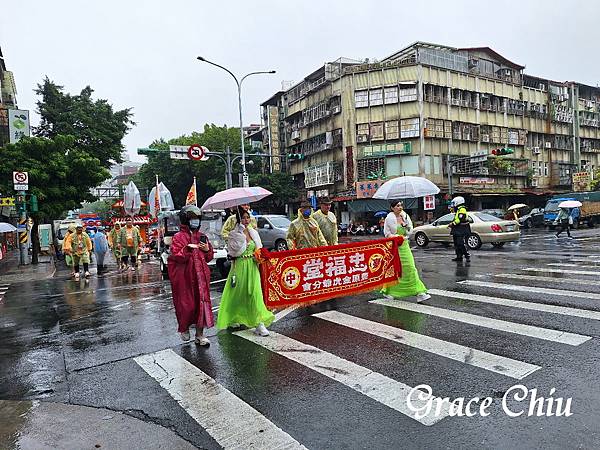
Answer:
[591,170,600,191]
[34,78,134,167]
[135,125,241,206]
[135,124,295,213]
[0,136,110,262]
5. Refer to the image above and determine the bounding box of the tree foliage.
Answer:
[34,78,134,167]
[591,170,600,191]
[0,136,110,220]
[134,124,295,213]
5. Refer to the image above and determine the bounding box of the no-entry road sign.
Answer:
[169,145,209,161]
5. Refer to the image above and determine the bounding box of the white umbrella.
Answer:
[558,200,582,209]
[373,176,440,199]
[200,187,272,211]
[123,181,141,217]
[507,203,527,211]
[0,222,16,233]
[149,182,175,217]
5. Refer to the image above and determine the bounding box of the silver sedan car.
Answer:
[409,211,520,250]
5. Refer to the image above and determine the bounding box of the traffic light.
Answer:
[288,153,304,160]
[491,147,514,156]
[27,194,38,212]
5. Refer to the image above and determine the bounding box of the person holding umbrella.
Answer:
[554,208,573,238]
[221,203,257,240]
[168,205,214,345]
[217,208,274,336]
[381,201,430,302]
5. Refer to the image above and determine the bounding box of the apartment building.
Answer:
[256,42,600,218]
[0,46,19,146]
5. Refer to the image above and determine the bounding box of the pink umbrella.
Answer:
[200,187,272,211]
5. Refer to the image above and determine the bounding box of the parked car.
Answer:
[480,209,505,219]
[157,210,229,278]
[255,215,290,251]
[409,211,520,250]
[518,207,544,228]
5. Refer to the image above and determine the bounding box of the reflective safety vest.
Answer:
[452,206,469,225]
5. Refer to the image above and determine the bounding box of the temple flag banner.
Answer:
[259,236,402,309]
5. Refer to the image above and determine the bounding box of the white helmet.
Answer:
[450,196,465,208]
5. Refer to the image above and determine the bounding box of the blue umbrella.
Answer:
[374,211,388,218]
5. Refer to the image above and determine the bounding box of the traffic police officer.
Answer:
[448,196,471,262]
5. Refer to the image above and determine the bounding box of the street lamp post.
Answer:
[196,56,275,188]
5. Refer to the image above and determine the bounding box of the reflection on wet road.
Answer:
[1,227,599,449]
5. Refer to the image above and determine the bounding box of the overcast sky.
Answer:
[2,0,599,162]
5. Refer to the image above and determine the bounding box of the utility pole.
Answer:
[16,191,28,265]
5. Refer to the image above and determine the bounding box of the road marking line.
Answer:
[458,280,600,300]
[313,311,539,380]
[274,305,300,322]
[546,263,598,268]
[135,349,306,449]
[494,273,600,288]
[570,258,600,262]
[429,288,600,321]
[371,298,590,346]
[234,329,450,426]
[523,267,599,276]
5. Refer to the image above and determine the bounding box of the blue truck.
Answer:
[543,191,600,228]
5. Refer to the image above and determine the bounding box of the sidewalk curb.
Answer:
[0,400,196,449]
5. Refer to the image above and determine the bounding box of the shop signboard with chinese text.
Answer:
[8,110,30,144]
[423,195,435,210]
[355,180,385,199]
[572,172,591,192]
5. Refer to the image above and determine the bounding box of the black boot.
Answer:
[452,257,463,262]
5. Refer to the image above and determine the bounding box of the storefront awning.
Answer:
[347,199,393,213]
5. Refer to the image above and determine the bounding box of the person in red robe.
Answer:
[168,206,214,346]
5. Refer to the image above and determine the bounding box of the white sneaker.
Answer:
[195,335,210,346]
[254,323,270,337]
[74,273,80,281]
[180,330,191,342]
[84,271,90,278]
[416,293,431,303]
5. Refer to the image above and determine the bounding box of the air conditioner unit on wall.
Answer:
[533,146,541,154]
[531,179,539,187]
[332,105,341,114]
[545,142,551,148]
[291,130,300,141]
[357,135,369,143]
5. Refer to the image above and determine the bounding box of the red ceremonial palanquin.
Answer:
[259,236,402,309]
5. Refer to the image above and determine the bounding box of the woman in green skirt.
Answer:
[381,201,431,302]
[217,210,274,336]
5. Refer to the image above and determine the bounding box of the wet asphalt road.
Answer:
[1,227,599,449]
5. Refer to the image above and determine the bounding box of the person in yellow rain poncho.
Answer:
[108,223,123,268]
[312,197,338,246]
[65,224,93,280]
[118,217,143,271]
[286,201,327,250]
[62,224,76,277]
[221,203,257,240]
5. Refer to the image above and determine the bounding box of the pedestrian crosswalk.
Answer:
[131,248,600,445]
[0,283,9,303]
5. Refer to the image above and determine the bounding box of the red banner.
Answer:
[259,236,402,309]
